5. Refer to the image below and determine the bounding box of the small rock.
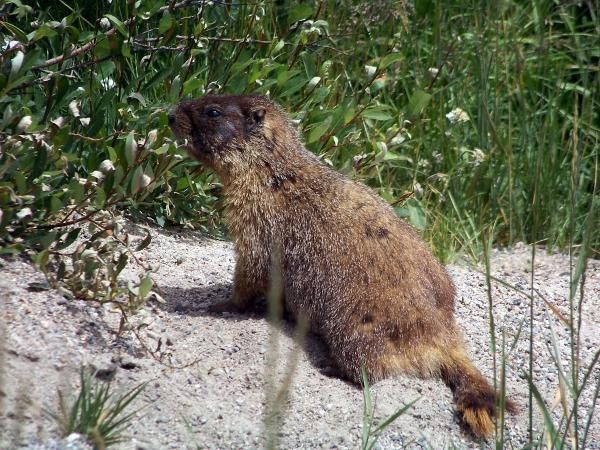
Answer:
[92,364,118,382]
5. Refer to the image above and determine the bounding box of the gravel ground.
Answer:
[1,219,598,449]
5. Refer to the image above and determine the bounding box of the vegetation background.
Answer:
[1,0,598,281]
[0,0,598,448]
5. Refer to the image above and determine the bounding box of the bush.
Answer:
[0,0,597,304]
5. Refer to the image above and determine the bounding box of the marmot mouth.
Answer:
[171,136,204,158]
[186,138,214,161]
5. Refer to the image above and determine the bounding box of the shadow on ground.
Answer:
[159,282,349,385]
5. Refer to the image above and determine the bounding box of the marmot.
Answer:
[168,94,515,437]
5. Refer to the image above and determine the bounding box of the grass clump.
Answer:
[46,367,146,449]
[360,366,417,449]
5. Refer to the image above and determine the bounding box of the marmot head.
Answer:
[169,94,298,179]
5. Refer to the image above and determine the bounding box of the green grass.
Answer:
[360,366,418,450]
[45,367,146,449]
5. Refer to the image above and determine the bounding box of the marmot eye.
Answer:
[206,109,221,118]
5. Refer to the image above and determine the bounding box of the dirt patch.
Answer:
[1,220,598,449]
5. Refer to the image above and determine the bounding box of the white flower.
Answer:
[147,129,158,147]
[390,134,406,146]
[413,182,423,196]
[140,174,152,188]
[50,117,65,128]
[69,100,80,118]
[90,170,105,181]
[364,65,377,77]
[99,17,111,30]
[80,249,98,260]
[352,154,368,165]
[446,108,470,124]
[99,159,115,172]
[17,116,32,131]
[101,78,116,90]
[307,76,321,88]
[5,40,20,51]
[16,207,32,220]
[472,148,487,166]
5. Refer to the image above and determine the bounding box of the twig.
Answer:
[31,20,132,71]
[86,216,146,267]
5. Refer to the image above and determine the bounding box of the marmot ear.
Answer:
[251,107,266,124]
[246,107,266,132]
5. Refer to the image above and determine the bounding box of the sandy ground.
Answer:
[1,219,598,449]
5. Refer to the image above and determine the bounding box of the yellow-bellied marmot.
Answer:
[168,94,515,437]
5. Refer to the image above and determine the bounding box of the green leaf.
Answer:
[183,78,204,96]
[153,144,170,155]
[14,171,27,194]
[120,42,131,58]
[52,126,70,147]
[138,276,153,299]
[50,195,62,213]
[95,187,106,208]
[410,205,426,229]
[115,253,128,275]
[307,116,333,144]
[272,39,285,54]
[362,108,393,121]
[289,4,313,23]
[231,59,256,79]
[127,92,146,107]
[159,13,174,35]
[33,231,58,249]
[68,179,85,202]
[130,166,144,195]
[104,14,128,38]
[55,228,81,251]
[276,69,300,87]
[103,170,115,197]
[1,21,28,42]
[280,77,306,97]
[30,25,57,42]
[383,151,412,162]
[407,89,432,118]
[107,147,118,162]
[343,105,356,125]
[379,53,403,69]
[30,147,48,180]
[125,132,137,167]
[33,249,50,271]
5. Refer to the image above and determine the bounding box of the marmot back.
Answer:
[169,94,516,437]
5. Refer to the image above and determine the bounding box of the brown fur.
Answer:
[168,94,516,438]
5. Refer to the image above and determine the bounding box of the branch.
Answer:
[32,19,131,71]
[132,35,343,54]
[13,55,115,90]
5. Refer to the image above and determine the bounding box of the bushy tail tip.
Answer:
[441,352,517,438]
